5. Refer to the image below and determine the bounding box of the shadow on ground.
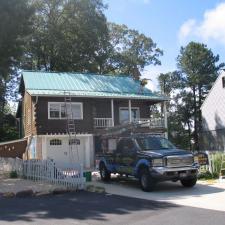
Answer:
[0,191,177,223]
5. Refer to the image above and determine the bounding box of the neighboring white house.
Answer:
[201,71,225,150]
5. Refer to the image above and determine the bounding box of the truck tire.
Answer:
[139,168,155,192]
[99,163,111,181]
[180,177,197,188]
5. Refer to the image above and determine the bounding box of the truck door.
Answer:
[115,138,137,175]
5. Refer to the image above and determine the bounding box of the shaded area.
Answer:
[200,113,225,151]
[0,191,177,223]
[1,191,225,225]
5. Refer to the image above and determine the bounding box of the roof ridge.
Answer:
[22,70,131,78]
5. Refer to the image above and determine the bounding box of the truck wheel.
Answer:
[99,163,111,181]
[180,177,197,188]
[139,168,155,192]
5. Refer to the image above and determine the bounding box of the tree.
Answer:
[107,23,163,79]
[157,72,191,149]
[23,0,110,73]
[0,0,33,139]
[177,42,225,150]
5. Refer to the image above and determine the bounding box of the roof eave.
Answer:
[26,90,168,102]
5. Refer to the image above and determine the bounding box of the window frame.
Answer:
[49,139,62,146]
[48,102,83,120]
[119,107,140,124]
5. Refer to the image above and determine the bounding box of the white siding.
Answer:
[41,134,94,169]
[201,71,225,131]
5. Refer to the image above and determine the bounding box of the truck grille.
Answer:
[166,155,193,168]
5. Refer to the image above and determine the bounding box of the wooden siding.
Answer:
[35,97,93,134]
[0,139,27,158]
[23,91,36,137]
[113,99,151,125]
[22,96,157,135]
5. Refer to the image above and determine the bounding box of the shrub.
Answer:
[9,171,18,178]
[198,171,213,180]
[211,152,223,175]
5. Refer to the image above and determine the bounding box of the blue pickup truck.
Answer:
[97,134,199,192]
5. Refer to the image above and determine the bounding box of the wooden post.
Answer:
[163,101,168,138]
[129,100,132,123]
[111,99,114,127]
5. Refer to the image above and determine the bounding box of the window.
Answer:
[49,103,60,118]
[116,139,135,154]
[50,139,62,145]
[122,139,135,154]
[48,102,83,119]
[119,107,140,124]
[69,139,80,145]
[222,77,225,88]
[136,136,176,151]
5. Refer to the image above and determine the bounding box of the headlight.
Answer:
[194,156,199,163]
[152,158,164,167]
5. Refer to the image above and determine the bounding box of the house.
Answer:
[201,71,225,151]
[16,71,168,169]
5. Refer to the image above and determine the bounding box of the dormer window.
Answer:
[222,77,225,88]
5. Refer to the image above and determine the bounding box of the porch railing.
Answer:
[94,118,113,128]
[94,117,165,129]
[135,118,165,128]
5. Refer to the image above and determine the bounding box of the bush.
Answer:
[210,152,223,177]
[9,171,18,178]
[198,171,213,180]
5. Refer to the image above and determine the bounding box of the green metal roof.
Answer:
[22,71,167,101]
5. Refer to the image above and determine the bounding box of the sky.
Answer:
[104,0,225,91]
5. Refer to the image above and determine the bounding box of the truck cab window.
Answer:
[122,139,135,154]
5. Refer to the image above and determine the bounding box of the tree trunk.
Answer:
[187,120,192,151]
[0,79,6,132]
[193,85,199,150]
[198,84,203,138]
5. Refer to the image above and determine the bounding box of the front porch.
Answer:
[92,99,167,132]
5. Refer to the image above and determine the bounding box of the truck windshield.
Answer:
[136,136,176,151]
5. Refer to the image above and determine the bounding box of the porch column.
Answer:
[128,99,132,123]
[163,101,168,138]
[111,99,114,127]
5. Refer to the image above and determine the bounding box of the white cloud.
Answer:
[178,19,196,42]
[178,2,225,46]
[141,65,174,92]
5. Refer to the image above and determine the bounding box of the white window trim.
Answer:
[48,102,83,120]
[49,139,62,146]
[119,107,140,123]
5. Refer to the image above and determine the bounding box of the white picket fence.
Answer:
[0,157,85,190]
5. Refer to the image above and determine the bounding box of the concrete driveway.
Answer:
[91,175,225,212]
